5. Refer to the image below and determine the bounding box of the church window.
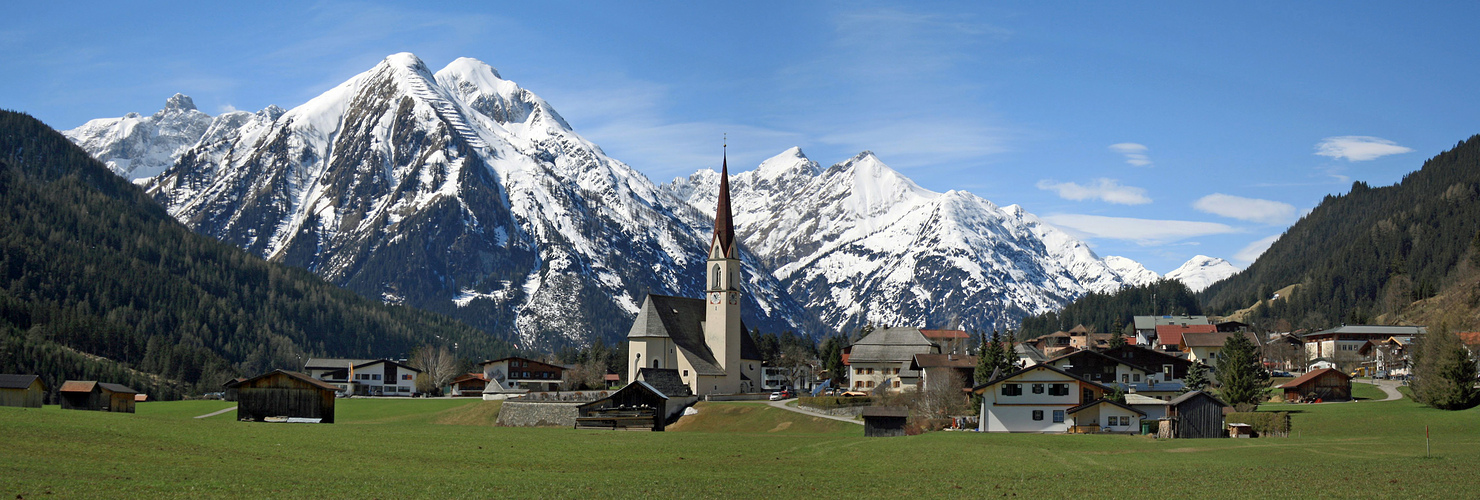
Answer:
[712,264,721,289]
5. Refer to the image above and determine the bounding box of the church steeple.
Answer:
[712,148,736,259]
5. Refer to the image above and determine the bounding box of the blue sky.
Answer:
[5,2,1478,274]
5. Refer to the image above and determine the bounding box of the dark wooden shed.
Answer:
[222,378,246,402]
[236,370,337,423]
[861,406,910,437]
[1278,368,1351,402]
[576,381,668,431]
[0,374,47,408]
[1168,391,1229,439]
[59,381,138,413]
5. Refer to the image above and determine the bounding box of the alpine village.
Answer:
[4,5,1480,498]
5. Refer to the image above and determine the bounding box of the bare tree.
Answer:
[410,345,461,396]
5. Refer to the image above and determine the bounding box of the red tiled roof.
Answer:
[1156,324,1216,346]
[1456,332,1480,346]
[920,329,969,339]
[604,374,621,381]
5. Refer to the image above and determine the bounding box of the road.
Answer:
[1368,378,1404,402]
[763,398,862,425]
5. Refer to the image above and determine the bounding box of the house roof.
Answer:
[1124,393,1169,406]
[1168,390,1229,408]
[861,406,909,418]
[1066,398,1147,416]
[1302,325,1427,339]
[1454,332,1480,345]
[970,362,1112,394]
[626,294,761,376]
[303,358,376,370]
[59,381,97,393]
[1156,324,1217,346]
[920,329,969,340]
[909,353,977,370]
[0,374,43,390]
[480,357,563,372]
[1014,343,1048,363]
[451,373,487,384]
[1181,331,1260,348]
[1134,315,1211,330]
[850,327,937,364]
[1278,368,1350,388]
[241,369,341,392]
[350,359,424,373]
[603,373,621,381]
[635,368,691,398]
[97,383,138,394]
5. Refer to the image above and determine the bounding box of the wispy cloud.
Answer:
[1192,193,1297,224]
[1315,136,1413,161]
[816,119,1011,169]
[1109,143,1152,167]
[1036,178,1151,205]
[1233,234,1281,264]
[1042,214,1237,246]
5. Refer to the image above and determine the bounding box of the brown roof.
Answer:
[910,353,977,370]
[920,329,969,340]
[134,394,148,402]
[1067,324,1092,334]
[1181,331,1260,348]
[603,373,621,381]
[451,373,487,384]
[861,406,909,418]
[1156,324,1216,346]
[1457,332,1480,346]
[59,380,97,393]
[242,369,340,392]
[1278,368,1350,388]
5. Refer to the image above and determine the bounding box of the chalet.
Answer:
[577,368,697,431]
[59,381,137,413]
[480,357,565,393]
[909,353,976,394]
[1359,337,1416,377]
[1278,368,1351,402]
[0,374,46,408]
[236,370,337,423]
[861,406,910,437]
[1024,325,1128,358]
[971,363,1110,433]
[449,373,487,397]
[847,327,938,392]
[1302,325,1426,370]
[1179,331,1262,367]
[1041,346,1190,400]
[1167,391,1230,439]
[1155,324,1215,353]
[304,358,423,396]
[1065,398,1146,434]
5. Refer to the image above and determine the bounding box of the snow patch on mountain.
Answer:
[64,93,217,181]
[1165,255,1238,292]
[1104,256,1161,286]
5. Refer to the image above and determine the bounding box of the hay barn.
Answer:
[59,381,137,413]
[236,370,338,423]
[1279,368,1352,402]
[0,374,47,408]
[1167,391,1228,439]
[861,406,909,437]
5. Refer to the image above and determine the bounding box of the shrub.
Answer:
[1226,411,1290,437]
[798,396,874,409]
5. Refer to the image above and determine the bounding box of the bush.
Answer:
[798,396,874,409]
[1226,411,1290,437]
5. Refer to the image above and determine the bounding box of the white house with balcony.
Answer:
[970,363,1110,433]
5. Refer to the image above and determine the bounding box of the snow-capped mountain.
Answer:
[664,147,1154,332]
[1103,256,1161,286]
[1165,255,1238,292]
[63,94,216,181]
[68,53,813,350]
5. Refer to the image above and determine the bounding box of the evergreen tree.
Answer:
[1216,333,1270,407]
[1106,383,1126,404]
[1107,333,1127,350]
[1410,325,1479,410]
[990,330,1015,375]
[1183,362,1211,394]
[975,330,998,386]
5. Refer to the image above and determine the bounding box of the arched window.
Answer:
[653,359,661,368]
[712,264,721,289]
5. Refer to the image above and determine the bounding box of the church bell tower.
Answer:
[705,147,742,381]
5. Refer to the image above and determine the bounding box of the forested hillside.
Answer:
[1018,280,1202,338]
[0,110,511,399]
[1202,135,1480,331]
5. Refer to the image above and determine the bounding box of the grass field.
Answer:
[3,393,1477,498]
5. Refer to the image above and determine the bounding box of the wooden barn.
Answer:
[222,378,246,402]
[1167,391,1229,439]
[0,374,47,408]
[577,368,696,431]
[861,406,909,437]
[1279,368,1352,402]
[236,370,338,423]
[59,381,138,413]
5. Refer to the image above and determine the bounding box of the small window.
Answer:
[1048,383,1068,396]
[683,370,689,377]
[893,380,900,388]
[1032,410,1044,421]
[1122,374,1130,383]
[372,374,381,381]
[1107,416,1116,427]
[1133,373,1141,382]
[1120,416,1131,426]
[1052,410,1065,423]
[1002,383,1022,396]
[866,381,875,388]
[1032,383,1044,394]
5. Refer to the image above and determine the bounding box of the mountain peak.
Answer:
[444,57,503,80]
[164,93,196,112]
[1165,255,1238,292]
[754,147,819,181]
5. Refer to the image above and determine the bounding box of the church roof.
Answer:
[626,294,762,376]
[712,153,736,257]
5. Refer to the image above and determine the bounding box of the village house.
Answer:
[0,374,46,408]
[971,363,1110,433]
[1128,315,1210,346]
[1042,345,1191,400]
[304,358,422,396]
[1359,336,1416,377]
[847,327,938,392]
[1303,325,1426,372]
[1179,331,1262,368]
[480,357,565,393]
[625,153,764,396]
[1154,323,1216,353]
[1065,398,1146,434]
[448,373,487,396]
[909,353,976,394]
[577,368,696,431]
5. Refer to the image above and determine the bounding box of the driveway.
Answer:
[764,399,862,425]
[1368,379,1404,402]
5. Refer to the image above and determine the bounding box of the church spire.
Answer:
[712,144,736,257]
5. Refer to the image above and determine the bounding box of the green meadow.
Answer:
[2,384,1476,498]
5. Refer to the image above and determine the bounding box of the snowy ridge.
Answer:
[64,93,214,181]
[1165,255,1239,292]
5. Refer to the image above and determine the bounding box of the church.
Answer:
[626,152,763,396]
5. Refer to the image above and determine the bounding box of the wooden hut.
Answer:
[222,378,246,402]
[236,370,338,423]
[59,381,138,413]
[576,368,696,431]
[1278,368,1351,402]
[0,374,47,408]
[861,406,909,437]
[1167,391,1229,439]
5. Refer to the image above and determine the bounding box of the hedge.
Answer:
[1226,411,1291,437]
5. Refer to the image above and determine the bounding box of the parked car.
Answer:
[1271,371,1294,378]
[769,392,783,401]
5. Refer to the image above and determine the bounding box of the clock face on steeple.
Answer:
[710,292,722,304]
[728,292,739,305]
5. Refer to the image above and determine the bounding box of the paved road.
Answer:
[763,399,862,425]
[194,406,237,419]
[1368,379,1404,402]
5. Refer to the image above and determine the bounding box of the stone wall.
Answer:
[796,404,868,418]
[496,401,581,427]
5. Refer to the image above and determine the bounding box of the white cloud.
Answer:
[1042,214,1237,245]
[1315,136,1413,161]
[1233,234,1281,264]
[1109,142,1152,167]
[816,118,1011,169]
[218,104,238,114]
[1192,193,1297,224]
[1036,178,1151,205]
